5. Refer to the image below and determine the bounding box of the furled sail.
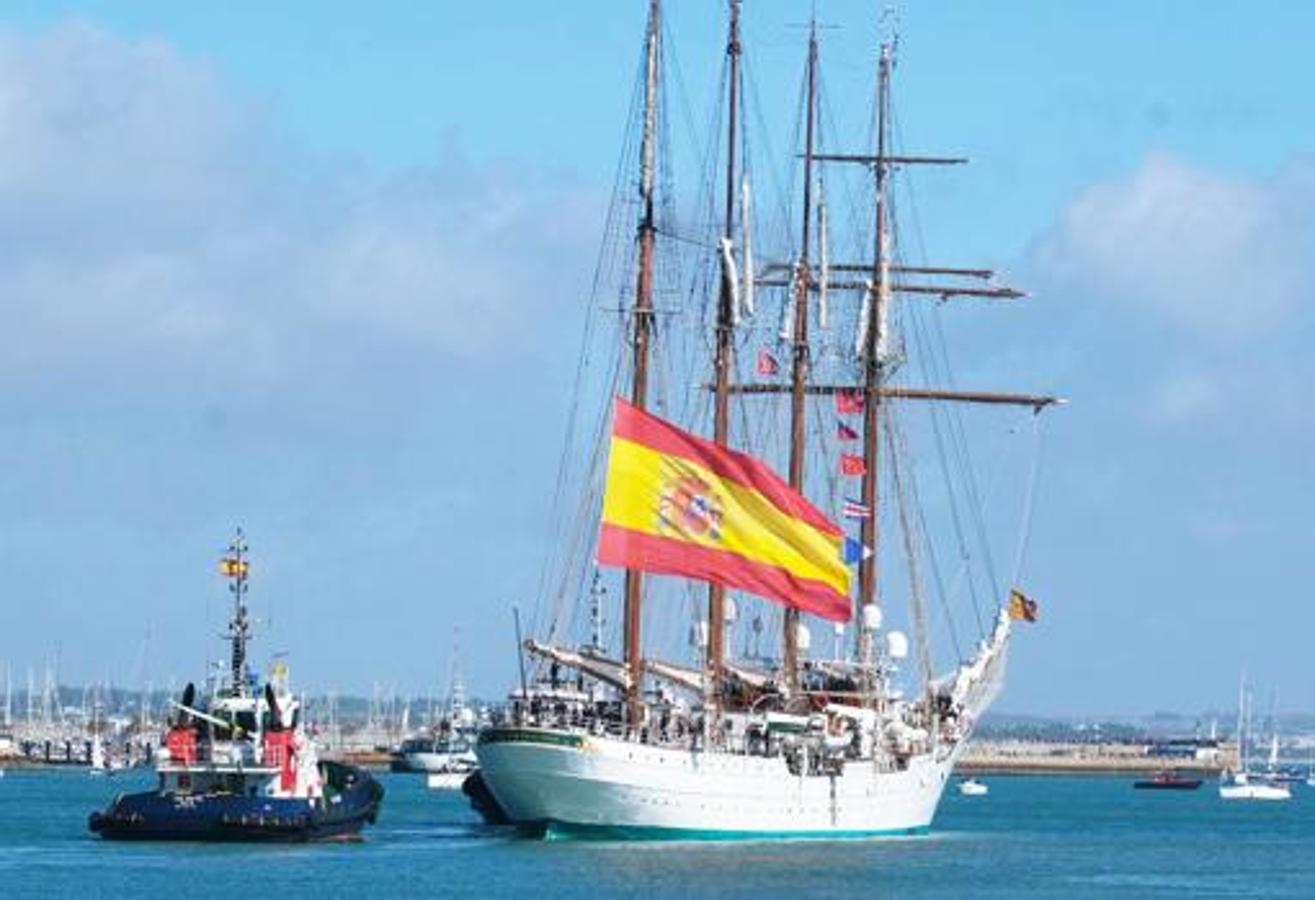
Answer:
[778,266,796,343]
[817,199,829,329]
[524,640,630,691]
[643,658,704,693]
[740,175,755,318]
[854,280,874,359]
[876,229,893,362]
[718,237,741,326]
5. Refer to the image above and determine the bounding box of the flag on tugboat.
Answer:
[839,453,866,476]
[842,498,870,519]
[837,420,859,441]
[835,389,864,414]
[756,348,780,376]
[1008,588,1039,622]
[598,397,851,622]
[218,557,248,578]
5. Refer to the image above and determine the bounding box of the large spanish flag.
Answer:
[598,398,851,622]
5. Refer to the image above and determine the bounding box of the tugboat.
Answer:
[89,531,384,841]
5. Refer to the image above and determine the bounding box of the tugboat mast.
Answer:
[221,529,251,697]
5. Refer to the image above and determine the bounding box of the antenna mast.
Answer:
[221,529,250,697]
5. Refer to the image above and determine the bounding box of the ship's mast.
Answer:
[782,22,819,695]
[857,39,893,661]
[708,0,741,725]
[623,0,661,727]
[223,529,250,697]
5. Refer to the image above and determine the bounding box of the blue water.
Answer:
[2,769,1314,897]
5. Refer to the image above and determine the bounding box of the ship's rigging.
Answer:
[525,2,1059,723]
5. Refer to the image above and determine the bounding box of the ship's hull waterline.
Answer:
[88,766,384,842]
[475,727,957,840]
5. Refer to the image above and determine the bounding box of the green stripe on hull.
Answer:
[543,821,931,842]
[478,728,584,749]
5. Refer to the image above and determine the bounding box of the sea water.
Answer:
[2,769,1313,898]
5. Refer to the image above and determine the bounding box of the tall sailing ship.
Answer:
[472,2,1060,839]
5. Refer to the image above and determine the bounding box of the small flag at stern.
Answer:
[1008,588,1039,622]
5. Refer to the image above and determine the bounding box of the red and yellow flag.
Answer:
[219,557,248,579]
[1008,588,1039,622]
[598,398,851,622]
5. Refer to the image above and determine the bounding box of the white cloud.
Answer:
[0,21,598,404]
[0,21,607,690]
[1028,153,1315,432]
[1144,369,1221,426]
[1031,152,1315,345]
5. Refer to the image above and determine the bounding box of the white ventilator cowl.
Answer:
[886,630,909,660]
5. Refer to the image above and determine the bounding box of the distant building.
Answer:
[1147,738,1220,762]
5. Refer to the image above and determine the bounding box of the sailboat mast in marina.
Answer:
[472,1,1062,839]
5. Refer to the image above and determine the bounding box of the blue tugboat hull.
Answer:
[89,766,383,842]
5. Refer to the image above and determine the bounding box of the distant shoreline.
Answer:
[956,739,1233,776]
[955,759,1224,776]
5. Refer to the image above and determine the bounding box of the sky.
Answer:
[0,1,1311,717]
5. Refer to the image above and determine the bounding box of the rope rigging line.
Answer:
[886,106,1007,639]
[883,402,939,690]
[1010,409,1046,590]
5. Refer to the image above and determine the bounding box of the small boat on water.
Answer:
[1219,771,1290,801]
[395,632,481,790]
[1218,672,1290,802]
[1133,770,1202,791]
[957,778,988,796]
[398,729,478,790]
[88,735,130,777]
[88,531,384,841]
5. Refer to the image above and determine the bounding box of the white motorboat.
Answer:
[957,778,988,796]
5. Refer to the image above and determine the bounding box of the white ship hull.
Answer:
[1219,781,1290,801]
[476,728,957,839]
